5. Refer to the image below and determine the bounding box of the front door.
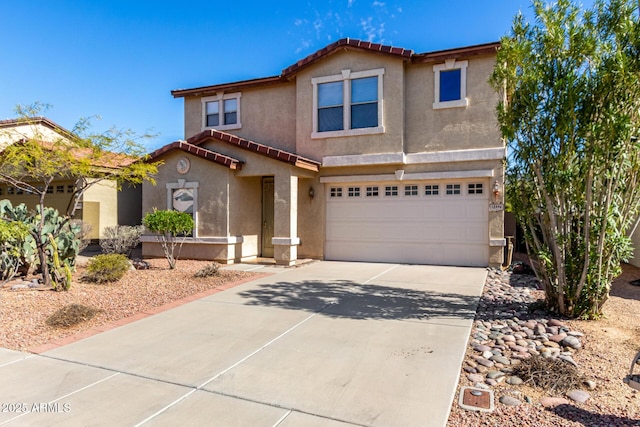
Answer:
[261,177,275,257]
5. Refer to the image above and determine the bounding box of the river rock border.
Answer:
[462,268,591,406]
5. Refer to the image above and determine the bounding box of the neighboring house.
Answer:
[143,38,506,267]
[0,117,142,238]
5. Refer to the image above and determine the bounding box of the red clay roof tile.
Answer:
[148,140,243,170]
[185,129,320,172]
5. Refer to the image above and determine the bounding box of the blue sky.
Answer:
[0,1,593,151]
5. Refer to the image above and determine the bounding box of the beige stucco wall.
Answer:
[83,179,118,238]
[182,82,297,153]
[0,181,74,215]
[294,50,405,160]
[405,54,501,153]
[0,123,71,150]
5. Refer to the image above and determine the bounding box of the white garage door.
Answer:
[325,180,489,266]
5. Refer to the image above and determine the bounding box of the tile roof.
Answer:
[171,38,499,98]
[279,38,413,78]
[148,140,243,170]
[0,116,77,141]
[187,129,320,172]
[411,41,501,64]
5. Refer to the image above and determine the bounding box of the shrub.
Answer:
[100,225,144,257]
[194,262,221,278]
[511,355,585,394]
[142,209,194,269]
[82,254,131,284]
[46,303,101,328]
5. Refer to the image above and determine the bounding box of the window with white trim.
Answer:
[366,186,379,197]
[167,180,199,237]
[385,185,398,196]
[330,187,343,198]
[433,60,468,109]
[468,183,483,194]
[446,184,461,195]
[56,185,64,193]
[425,184,439,195]
[348,187,360,197]
[202,93,241,131]
[404,185,418,196]
[312,68,384,138]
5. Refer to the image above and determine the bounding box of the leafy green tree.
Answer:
[142,209,194,269]
[0,103,160,289]
[491,0,640,318]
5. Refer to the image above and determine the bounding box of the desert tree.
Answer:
[0,103,160,289]
[492,0,640,318]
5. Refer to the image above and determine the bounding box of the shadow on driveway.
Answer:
[238,279,480,321]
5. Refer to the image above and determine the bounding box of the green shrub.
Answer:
[82,254,131,284]
[194,262,220,278]
[142,209,194,269]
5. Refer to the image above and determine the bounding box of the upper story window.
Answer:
[433,60,468,110]
[202,93,241,131]
[312,68,384,139]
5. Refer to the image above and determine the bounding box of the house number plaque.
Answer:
[489,203,504,212]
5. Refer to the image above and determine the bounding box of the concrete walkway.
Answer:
[0,261,486,427]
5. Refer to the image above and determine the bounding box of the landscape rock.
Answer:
[499,395,522,406]
[566,389,590,403]
[540,397,570,407]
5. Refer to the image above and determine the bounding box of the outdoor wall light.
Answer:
[308,186,315,198]
[493,180,502,201]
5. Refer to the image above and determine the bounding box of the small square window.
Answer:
[468,183,483,194]
[56,185,64,193]
[425,185,439,195]
[404,185,418,196]
[385,186,398,196]
[67,185,75,193]
[330,187,343,198]
[7,187,14,195]
[46,187,53,194]
[0,188,3,195]
[366,186,379,197]
[446,184,461,195]
[348,187,360,197]
[433,61,468,109]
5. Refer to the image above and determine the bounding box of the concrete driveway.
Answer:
[0,261,486,427]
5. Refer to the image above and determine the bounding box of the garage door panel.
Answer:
[325,180,490,267]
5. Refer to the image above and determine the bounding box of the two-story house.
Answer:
[142,38,505,267]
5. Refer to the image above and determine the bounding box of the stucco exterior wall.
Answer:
[83,179,118,238]
[297,176,324,259]
[182,83,297,153]
[404,54,501,153]
[295,50,405,160]
[0,123,70,150]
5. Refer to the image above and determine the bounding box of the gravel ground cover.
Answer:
[447,263,640,426]
[0,258,256,352]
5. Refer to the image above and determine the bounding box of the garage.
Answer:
[325,179,489,266]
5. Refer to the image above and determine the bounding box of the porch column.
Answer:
[273,172,299,266]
